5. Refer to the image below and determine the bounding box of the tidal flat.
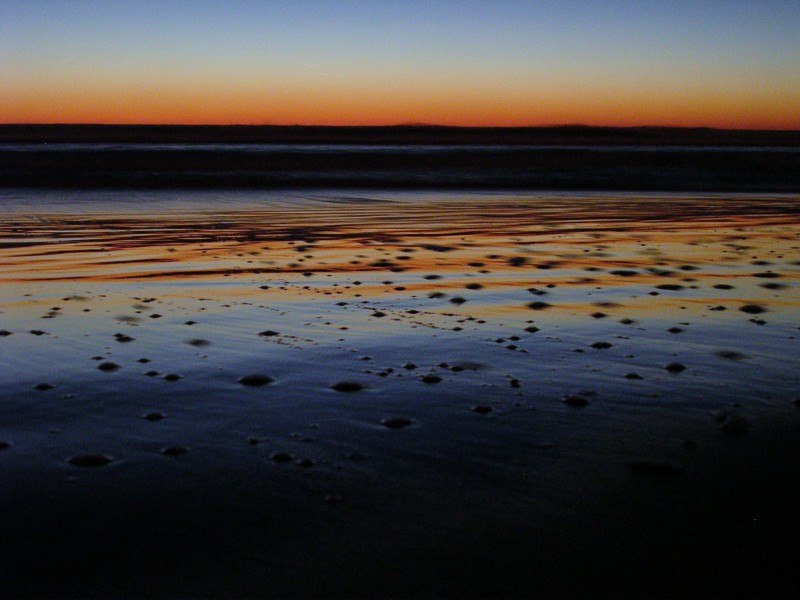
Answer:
[1,190,799,598]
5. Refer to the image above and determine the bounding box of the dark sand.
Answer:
[1,191,800,598]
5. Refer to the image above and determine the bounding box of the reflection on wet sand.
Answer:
[1,195,798,287]
[1,193,799,599]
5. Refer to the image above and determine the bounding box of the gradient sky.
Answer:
[2,0,799,128]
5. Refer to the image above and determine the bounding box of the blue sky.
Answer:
[2,0,799,127]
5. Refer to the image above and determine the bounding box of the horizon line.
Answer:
[2,123,799,133]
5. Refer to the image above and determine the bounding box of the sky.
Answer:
[1,0,799,128]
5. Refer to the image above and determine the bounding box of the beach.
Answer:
[5,0,800,592]
[1,188,799,597]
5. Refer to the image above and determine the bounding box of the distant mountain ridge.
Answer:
[1,124,799,146]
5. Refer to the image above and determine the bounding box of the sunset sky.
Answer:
[2,0,799,129]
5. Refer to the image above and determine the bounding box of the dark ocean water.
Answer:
[3,143,800,152]
[2,143,799,191]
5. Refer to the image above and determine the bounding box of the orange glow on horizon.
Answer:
[4,1,800,132]
[2,81,799,130]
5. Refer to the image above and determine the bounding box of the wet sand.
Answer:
[1,191,799,598]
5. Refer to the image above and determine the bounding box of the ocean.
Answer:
[2,142,799,191]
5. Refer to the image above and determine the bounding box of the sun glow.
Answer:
[1,1,799,129]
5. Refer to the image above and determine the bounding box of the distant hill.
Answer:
[1,124,799,146]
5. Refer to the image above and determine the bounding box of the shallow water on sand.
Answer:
[1,191,799,598]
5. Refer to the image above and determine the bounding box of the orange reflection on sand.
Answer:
[1,196,798,326]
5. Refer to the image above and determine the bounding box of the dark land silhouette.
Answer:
[2,124,800,145]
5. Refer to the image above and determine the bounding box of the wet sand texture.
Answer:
[1,192,799,598]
